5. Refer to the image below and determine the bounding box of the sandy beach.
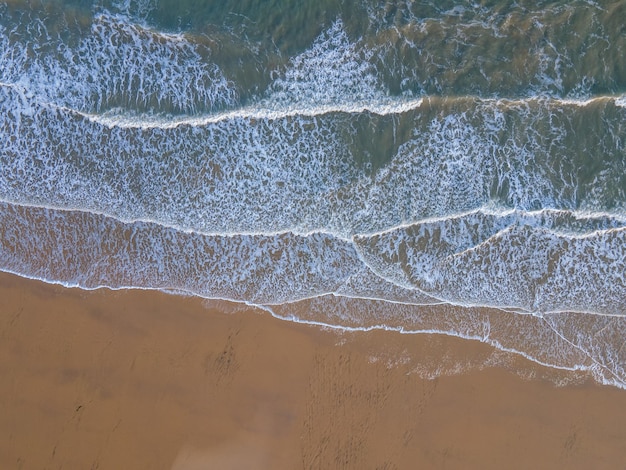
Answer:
[1,271,626,469]
[3,1,626,469]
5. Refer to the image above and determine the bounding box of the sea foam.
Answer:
[1,5,626,387]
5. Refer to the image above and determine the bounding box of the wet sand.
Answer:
[1,271,626,469]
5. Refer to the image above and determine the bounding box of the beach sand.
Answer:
[1,271,626,469]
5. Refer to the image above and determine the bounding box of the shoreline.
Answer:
[2,271,626,469]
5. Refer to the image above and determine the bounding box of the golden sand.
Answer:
[1,272,626,469]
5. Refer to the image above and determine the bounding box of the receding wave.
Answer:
[354,211,626,315]
[268,296,626,389]
[2,200,626,387]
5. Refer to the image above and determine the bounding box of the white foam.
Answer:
[262,20,392,108]
[0,202,364,304]
[354,211,626,315]
[2,80,625,238]
[264,297,626,389]
[0,12,236,113]
[89,98,425,129]
[2,199,625,316]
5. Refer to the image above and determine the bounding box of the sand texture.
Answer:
[1,272,626,469]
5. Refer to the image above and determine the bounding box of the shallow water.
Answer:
[1,0,626,387]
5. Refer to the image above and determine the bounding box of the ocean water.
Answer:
[1,0,626,387]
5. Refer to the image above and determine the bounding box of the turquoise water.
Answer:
[1,0,626,387]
